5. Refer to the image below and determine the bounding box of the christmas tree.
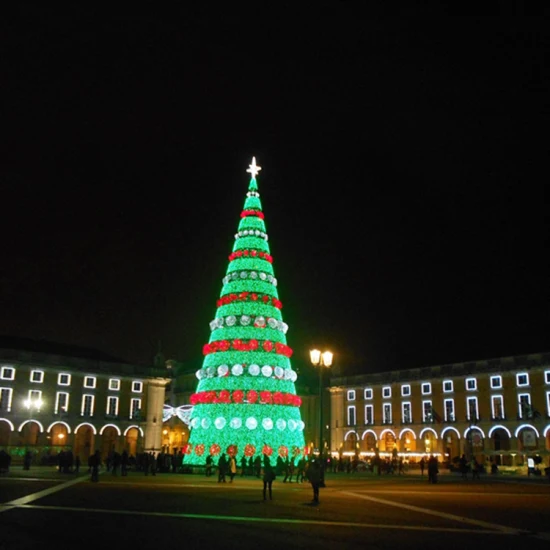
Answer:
[183,157,306,467]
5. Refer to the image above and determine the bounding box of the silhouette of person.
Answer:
[262,455,275,500]
[90,450,101,482]
[306,458,321,503]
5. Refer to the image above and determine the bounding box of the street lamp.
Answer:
[24,397,43,417]
[310,349,333,487]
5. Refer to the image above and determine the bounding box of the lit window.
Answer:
[444,399,455,421]
[81,394,95,416]
[130,398,142,419]
[132,381,143,393]
[58,373,71,386]
[364,405,374,424]
[490,375,502,389]
[347,390,356,401]
[443,380,453,393]
[383,403,392,424]
[109,378,121,391]
[382,386,391,398]
[30,370,44,383]
[107,396,119,417]
[347,406,356,425]
[0,366,15,380]
[84,376,96,389]
[0,387,13,412]
[467,396,478,420]
[516,373,529,387]
[422,400,433,422]
[421,383,431,395]
[402,402,412,423]
[491,395,504,420]
[401,385,411,397]
[364,388,373,400]
[55,392,69,414]
[518,393,531,418]
[546,391,550,416]
[466,378,477,391]
[545,371,550,385]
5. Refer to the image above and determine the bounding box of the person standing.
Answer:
[262,455,275,500]
[427,455,438,483]
[74,455,81,474]
[205,454,213,477]
[218,453,227,483]
[306,458,322,503]
[229,455,237,483]
[90,450,101,482]
[419,457,425,476]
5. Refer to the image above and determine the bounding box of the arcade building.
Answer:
[328,351,550,470]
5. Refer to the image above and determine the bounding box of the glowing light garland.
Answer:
[183,158,306,466]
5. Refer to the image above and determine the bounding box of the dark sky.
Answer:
[2,14,549,377]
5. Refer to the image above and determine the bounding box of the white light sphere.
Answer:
[231,364,243,376]
[245,417,258,430]
[276,419,287,431]
[217,365,229,377]
[262,418,273,430]
[215,417,226,430]
[230,417,242,429]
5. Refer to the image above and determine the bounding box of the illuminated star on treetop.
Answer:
[246,156,262,179]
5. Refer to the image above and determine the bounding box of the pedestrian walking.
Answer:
[419,457,425,476]
[262,455,275,500]
[306,458,322,503]
[74,455,81,473]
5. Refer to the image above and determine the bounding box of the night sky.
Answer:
[2,15,549,377]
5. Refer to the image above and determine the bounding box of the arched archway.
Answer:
[441,427,461,464]
[49,422,70,451]
[0,419,13,446]
[100,426,120,459]
[75,425,95,462]
[18,420,42,447]
[343,430,360,454]
[380,430,396,453]
[361,430,377,453]
[124,426,141,457]
[515,424,539,457]
[488,426,511,465]
[399,429,416,453]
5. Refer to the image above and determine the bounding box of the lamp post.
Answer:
[310,349,333,488]
[23,397,43,417]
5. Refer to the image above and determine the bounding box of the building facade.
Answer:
[329,352,550,469]
[0,344,171,465]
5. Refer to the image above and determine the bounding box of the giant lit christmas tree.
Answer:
[183,157,306,467]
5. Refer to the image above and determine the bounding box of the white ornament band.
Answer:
[209,315,288,333]
[222,270,277,287]
[235,229,268,241]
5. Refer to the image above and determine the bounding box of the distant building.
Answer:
[0,338,171,464]
[329,351,550,470]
